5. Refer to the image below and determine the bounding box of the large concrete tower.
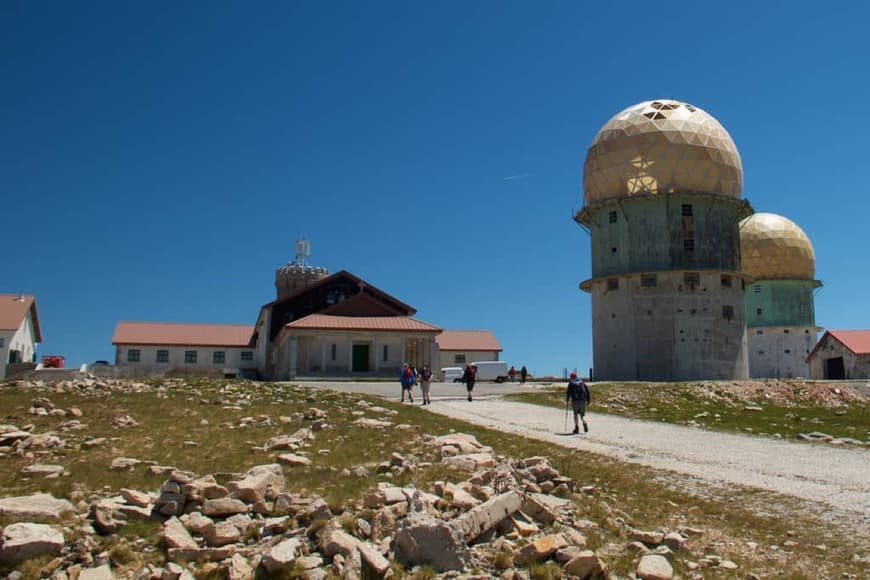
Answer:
[575,100,753,381]
[740,213,821,378]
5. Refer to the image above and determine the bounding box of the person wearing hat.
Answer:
[565,371,591,434]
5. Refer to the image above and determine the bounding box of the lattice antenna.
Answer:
[294,238,311,268]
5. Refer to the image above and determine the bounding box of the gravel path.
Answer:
[423,398,870,530]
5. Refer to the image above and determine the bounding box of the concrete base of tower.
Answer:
[747,324,820,379]
[586,271,749,381]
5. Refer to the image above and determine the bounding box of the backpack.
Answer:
[403,367,412,379]
[421,368,432,381]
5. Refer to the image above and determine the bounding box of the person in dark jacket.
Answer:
[462,364,476,402]
[400,363,415,403]
[520,366,528,384]
[565,371,591,434]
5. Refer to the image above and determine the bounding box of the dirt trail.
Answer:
[424,399,870,533]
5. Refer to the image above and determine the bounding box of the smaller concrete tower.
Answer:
[740,213,822,378]
[275,238,329,300]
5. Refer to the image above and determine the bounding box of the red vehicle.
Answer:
[42,355,65,369]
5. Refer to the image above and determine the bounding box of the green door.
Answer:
[352,344,370,372]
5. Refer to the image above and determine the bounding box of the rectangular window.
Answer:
[783,329,790,334]
[607,278,619,291]
[127,349,141,363]
[609,210,618,223]
[240,351,253,361]
[684,272,700,286]
[721,274,732,287]
[756,308,763,317]
[758,350,765,355]
[185,350,197,364]
[382,344,388,362]
[722,305,734,320]
[756,330,763,335]
[331,344,336,361]
[800,305,808,315]
[683,239,695,251]
[784,349,791,354]
[156,350,169,363]
[0,338,4,348]
[641,274,657,287]
[681,204,693,216]
[754,285,763,293]
[213,351,225,364]
[455,353,466,364]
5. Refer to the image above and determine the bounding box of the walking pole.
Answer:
[564,400,569,433]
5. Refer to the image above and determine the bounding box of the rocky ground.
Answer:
[0,376,867,579]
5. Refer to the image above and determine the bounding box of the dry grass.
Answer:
[0,379,866,578]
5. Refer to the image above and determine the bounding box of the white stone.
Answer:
[276,453,312,467]
[261,537,302,573]
[78,565,114,580]
[637,554,673,580]
[21,464,65,478]
[0,493,74,520]
[162,517,198,550]
[0,522,65,564]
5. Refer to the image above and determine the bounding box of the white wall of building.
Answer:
[437,350,498,371]
[0,311,39,379]
[747,326,817,379]
[114,345,258,371]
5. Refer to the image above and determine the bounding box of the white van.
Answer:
[471,361,509,383]
[441,367,464,383]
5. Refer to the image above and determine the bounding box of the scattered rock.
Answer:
[0,493,74,520]
[0,523,65,564]
[637,553,673,580]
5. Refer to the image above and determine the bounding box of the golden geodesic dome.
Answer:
[583,100,743,204]
[740,213,815,280]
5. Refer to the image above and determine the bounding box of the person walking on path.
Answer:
[462,364,476,402]
[520,366,528,384]
[566,371,591,434]
[508,366,517,383]
[419,364,433,405]
[400,363,415,403]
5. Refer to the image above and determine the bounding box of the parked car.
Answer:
[92,360,111,366]
[441,367,464,383]
[471,361,509,383]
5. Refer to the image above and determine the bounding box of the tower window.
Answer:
[683,239,695,251]
[609,210,617,223]
[684,272,700,287]
[641,274,657,287]
[722,305,734,320]
[721,274,732,288]
[756,330,763,335]
[758,350,765,355]
[681,204,693,216]
[784,329,790,334]
[800,305,808,315]
[756,308,763,317]
[607,278,619,291]
[754,285,762,293]
[784,349,791,354]
[611,247,617,253]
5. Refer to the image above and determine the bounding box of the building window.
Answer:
[721,274,732,287]
[0,338,4,348]
[611,247,617,254]
[331,344,336,361]
[684,272,700,287]
[185,350,197,364]
[756,330,763,335]
[754,285,762,293]
[784,349,791,354]
[127,349,141,363]
[756,308,763,317]
[758,350,765,355]
[213,351,225,364]
[455,354,466,364]
[607,278,619,291]
[609,210,618,223]
[641,274,657,287]
[683,239,695,251]
[240,351,253,361]
[722,305,734,320]
[783,329,790,334]
[681,204,693,217]
[156,350,169,363]
[800,305,808,315]
[383,345,388,362]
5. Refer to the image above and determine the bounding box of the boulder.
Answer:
[163,517,198,550]
[202,498,249,517]
[0,493,74,520]
[0,522,65,564]
[21,464,65,478]
[78,564,114,580]
[358,540,390,576]
[442,453,496,471]
[630,528,665,546]
[120,488,153,508]
[261,537,302,573]
[180,512,214,535]
[321,527,360,558]
[637,554,673,580]
[109,457,141,471]
[226,553,254,580]
[227,464,285,505]
[564,550,607,579]
[451,490,524,543]
[435,433,491,454]
[276,453,312,467]
[515,534,569,565]
[394,512,470,572]
[203,521,240,547]
[521,493,574,525]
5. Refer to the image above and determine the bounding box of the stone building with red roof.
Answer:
[0,294,42,379]
[806,330,870,379]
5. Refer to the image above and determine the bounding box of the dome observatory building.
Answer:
[575,100,753,381]
[740,213,821,378]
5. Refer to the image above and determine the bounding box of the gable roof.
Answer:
[807,330,870,360]
[436,330,502,352]
[263,270,416,315]
[0,294,42,342]
[113,321,255,348]
[284,314,441,333]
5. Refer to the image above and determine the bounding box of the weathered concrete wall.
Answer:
[745,280,817,328]
[589,270,749,381]
[747,325,817,379]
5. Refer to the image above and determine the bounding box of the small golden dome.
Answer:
[740,213,815,280]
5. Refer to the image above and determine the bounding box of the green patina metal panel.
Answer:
[745,280,816,327]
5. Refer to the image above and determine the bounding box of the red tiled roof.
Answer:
[113,322,255,347]
[825,330,870,355]
[284,315,441,332]
[436,330,502,352]
[0,294,42,342]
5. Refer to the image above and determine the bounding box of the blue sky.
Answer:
[3,1,869,376]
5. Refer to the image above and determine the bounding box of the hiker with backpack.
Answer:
[400,363,415,403]
[419,364,433,405]
[566,371,591,434]
[462,364,476,402]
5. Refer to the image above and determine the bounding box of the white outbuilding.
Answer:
[0,294,43,379]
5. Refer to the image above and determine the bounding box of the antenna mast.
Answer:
[294,238,311,268]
